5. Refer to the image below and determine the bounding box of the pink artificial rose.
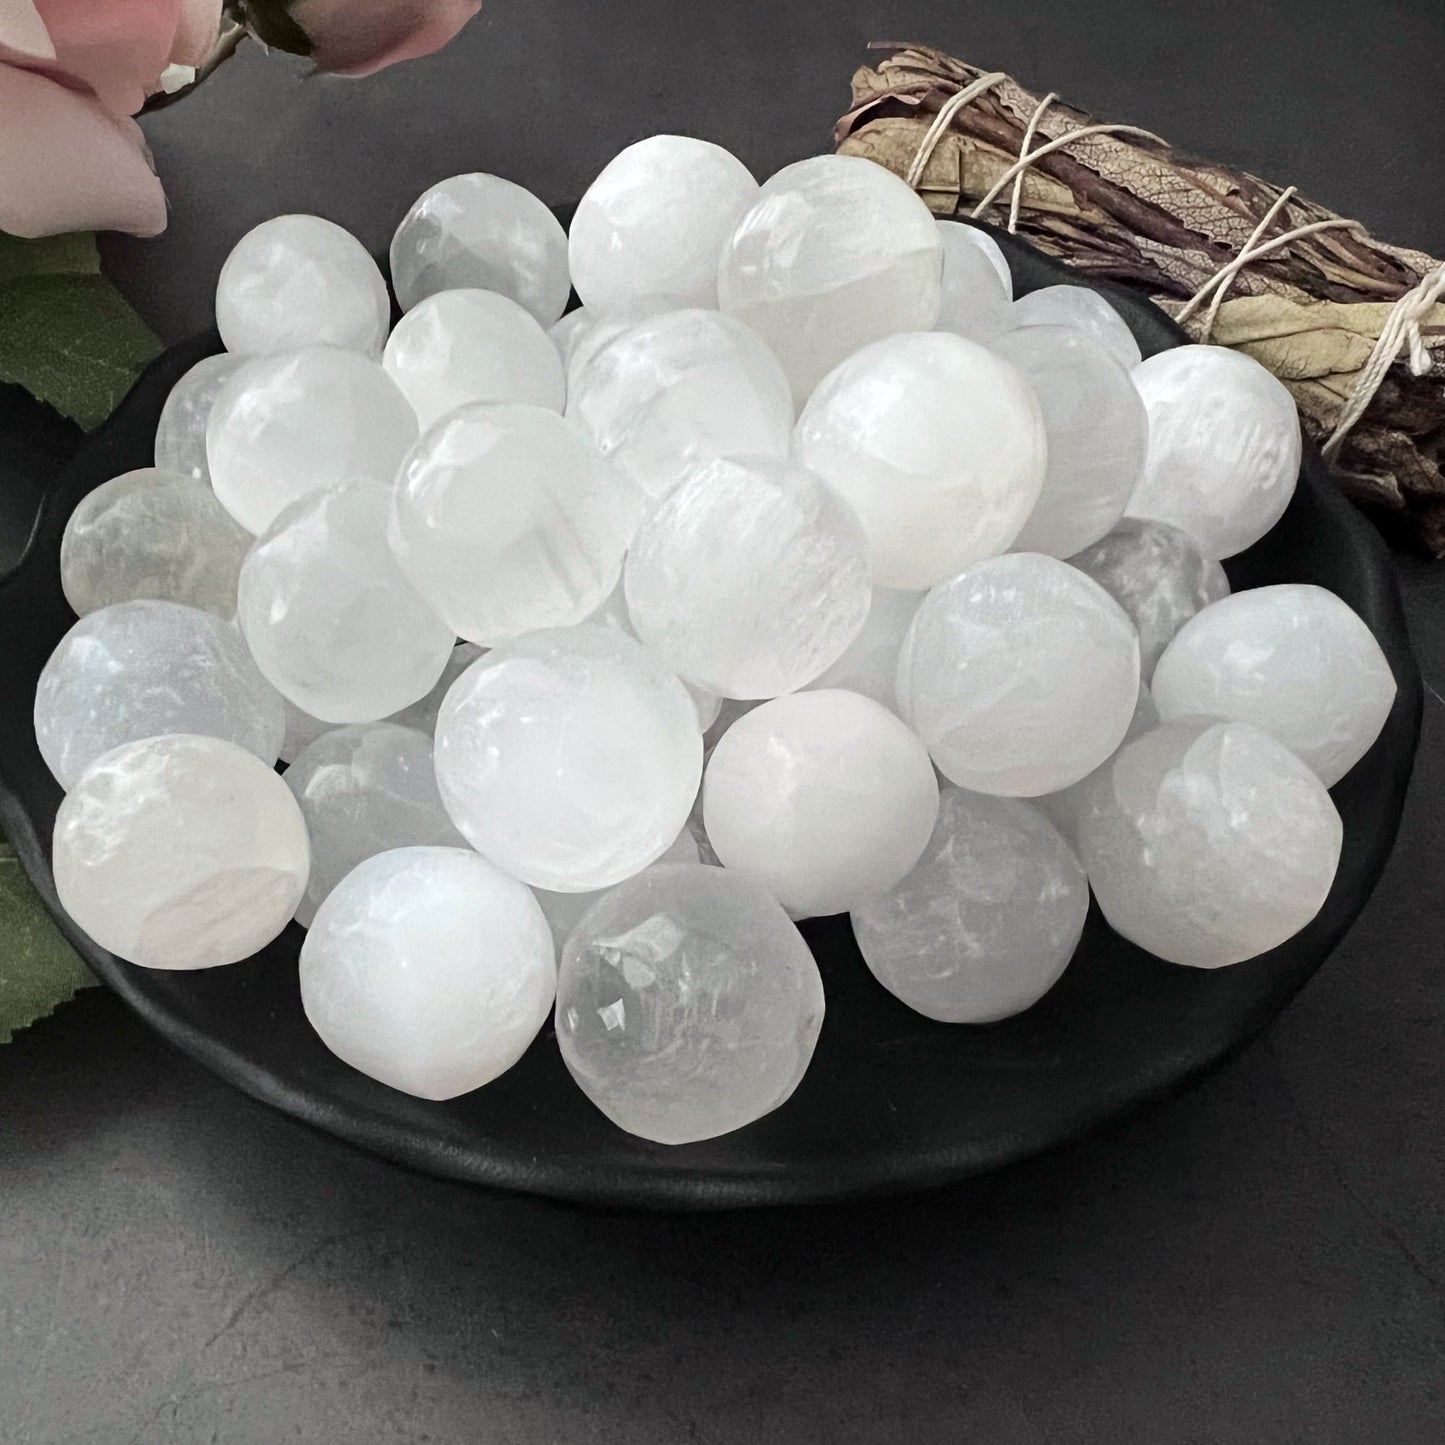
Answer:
[0,0,223,238]
[293,0,481,77]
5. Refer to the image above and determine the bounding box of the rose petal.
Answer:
[0,0,56,63]
[0,63,166,237]
[171,0,222,68]
[293,0,481,78]
[33,0,182,115]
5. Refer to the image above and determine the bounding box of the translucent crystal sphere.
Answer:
[60,467,252,618]
[567,309,794,503]
[569,135,759,314]
[625,454,871,698]
[215,214,389,358]
[301,846,556,1100]
[992,325,1148,558]
[794,331,1046,589]
[935,220,1013,342]
[207,347,418,535]
[806,587,921,711]
[237,485,455,724]
[35,600,284,789]
[390,403,632,645]
[555,864,826,1144]
[1078,718,1343,968]
[285,723,466,927]
[718,154,943,403]
[898,552,1140,796]
[389,173,571,326]
[279,698,333,765]
[704,689,939,918]
[1127,345,1302,559]
[434,626,702,892]
[386,643,487,734]
[1010,284,1142,369]
[154,354,242,484]
[1068,518,1231,677]
[382,288,565,430]
[53,734,310,971]
[1152,583,1397,785]
[550,307,595,369]
[852,788,1088,1023]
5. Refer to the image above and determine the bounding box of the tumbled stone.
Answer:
[935,220,1013,342]
[1009,284,1142,369]
[154,354,242,484]
[806,587,921,711]
[386,643,487,735]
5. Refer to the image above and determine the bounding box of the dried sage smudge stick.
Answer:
[835,44,1445,552]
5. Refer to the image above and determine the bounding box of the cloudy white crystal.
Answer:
[301,846,556,1100]
[935,220,1013,342]
[555,864,826,1144]
[1010,284,1142,369]
[806,587,920,711]
[53,734,309,970]
[386,643,487,735]
[154,354,242,484]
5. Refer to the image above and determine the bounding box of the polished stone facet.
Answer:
[154,354,242,484]
[936,220,1013,342]
[1009,285,1142,369]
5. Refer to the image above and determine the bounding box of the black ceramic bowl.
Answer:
[0,225,1421,1209]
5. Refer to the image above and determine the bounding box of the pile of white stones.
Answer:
[38,136,1398,1146]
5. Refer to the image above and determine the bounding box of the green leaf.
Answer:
[233,0,314,57]
[0,842,94,1046]
[0,231,100,285]
[0,271,162,431]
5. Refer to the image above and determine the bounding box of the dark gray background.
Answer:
[4,2,1445,1441]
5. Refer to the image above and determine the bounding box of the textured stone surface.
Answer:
[1152,583,1397,785]
[215,214,389,358]
[1079,717,1343,968]
[625,454,871,698]
[237,485,455,724]
[567,308,793,503]
[434,626,702,892]
[35,600,284,790]
[936,221,1013,341]
[569,135,759,314]
[60,467,252,619]
[53,734,309,970]
[284,723,466,927]
[153,353,242,484]
[794,331,1046,589]
[992,324,1148,558]
[390,403,632,645]
[852,788,1088,1023]
[1010,284,1142,369]
[555,864,825,1144]
[1068,518,1231,677]
[806,587,920,711]
[207,347,418,535]
[898,552,1140,796]
[382,288,565,430]
[389,173,571,325]
[1127,344,1302,559]
[704,689,938,918]
[386,643,488,734]
[300,846,555,1100]
[718,154,942,403]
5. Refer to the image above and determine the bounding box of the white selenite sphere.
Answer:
[386,643,487,734]
[382,288,565,430]
[806,587,921,711]
[935,221,1013,342]
[53,734,310,970]
[389,173,571,326]
[300,846,556,1100]
[1152,583,1397,786]
[35,600,284,790]
[718,154,943,403]
[794,331,1047,589]
[1010,284,1142,369]
[60,467,252,618]
[703,689,939,919]
[555,864,826,1144]
[434,626,702,892]
[535,827,702,950]
[154,354,242,484]
[285,723,465,926]
[625,454,872,698]
[567,308,794,503]
[570,135,759,314]
[550,308,595,369]
[390,403,633,645]
[207,347,419,535]
[237,484,455,724]
[1127,344,1302,559]
[852,788,1088,1023]
[1078,717,1343,968]
[279,698,334,765]
[898,552,1141,796]
[1068,518,1231,677]
[215,214,389,358]
[992,325,1148,558]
